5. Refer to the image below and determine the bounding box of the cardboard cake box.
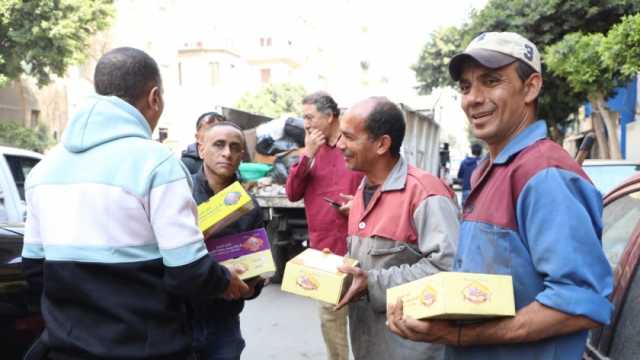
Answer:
[205,228,275,280]
[197,181,254,235]
[386,272,516,320]
[281,248,359,305]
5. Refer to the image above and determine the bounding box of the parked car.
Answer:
[582,159,640,195]
[584,173,640,359]
[0,146,44,359]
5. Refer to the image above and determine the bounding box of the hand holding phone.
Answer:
[323,197,341,208]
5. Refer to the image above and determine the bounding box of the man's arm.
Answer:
[22,189,44,300]
[387,298,600,345]
[285,155,312,202]
[337,195,459,311]
[150,159,248,300]
[285,129,327,201]
[367,195,459,311]
[388,167,613,345]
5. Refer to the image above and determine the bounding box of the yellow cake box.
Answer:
[386,272,516,320]
[281,249,359,305]
[197,181,254,235]
[206,228,275,280]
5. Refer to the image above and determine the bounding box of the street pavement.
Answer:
[240,282,329,359]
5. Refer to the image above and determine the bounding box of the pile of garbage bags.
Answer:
[255,117,304,156]
[253,116,305,184]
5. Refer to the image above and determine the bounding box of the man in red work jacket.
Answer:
[286,91,364,360]
[335,97,459,360]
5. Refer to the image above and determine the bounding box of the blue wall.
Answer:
[585,77,637,158]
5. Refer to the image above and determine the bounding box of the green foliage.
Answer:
[413,27,463,94]
[0,121,53,152]
[236,83,306,118]
[545,33,619,95]
[601,13,640,78]
[413,0,640,138]
[0,0,114,87]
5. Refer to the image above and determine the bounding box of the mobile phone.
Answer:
[323,197,341,208]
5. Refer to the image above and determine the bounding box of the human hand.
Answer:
[305,129,326,158]
[335,265,368,310]
[222,265,250,300]
[243,276,266,299]
[338,193,354,217]
[387,298,458,345]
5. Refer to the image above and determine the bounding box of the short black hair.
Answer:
[471,143,482,156]
[203,121,246,148]
[302,91,340,118]
[94,47,161,106]
[196,112,227,130]
[364,98,405,158]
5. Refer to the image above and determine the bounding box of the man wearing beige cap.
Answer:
[387,32,613,359]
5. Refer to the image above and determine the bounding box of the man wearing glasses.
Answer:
[286,91,364,360]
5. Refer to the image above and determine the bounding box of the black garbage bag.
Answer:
[256,135,299,156]
[256,135,275,155]
[284,117,305,147]
[272,150,302,184]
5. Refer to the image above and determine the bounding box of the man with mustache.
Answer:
[191,121,265,360]
[286,91,364,360]
[335,97,459,360]
[387,32,613,360]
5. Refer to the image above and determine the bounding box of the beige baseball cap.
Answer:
[449,32,541,81]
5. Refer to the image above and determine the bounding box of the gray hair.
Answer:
[302,91,340,118]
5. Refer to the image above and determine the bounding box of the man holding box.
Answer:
[286,91,364,360]
[21,47,248,359]
[335,97,460,360]
[387,32,613,360]
[191,121,265,360]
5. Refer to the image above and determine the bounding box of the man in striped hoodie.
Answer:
[22,47,248,360]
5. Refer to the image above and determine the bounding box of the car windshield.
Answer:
[602,190,640,268]
[583,164,640,195]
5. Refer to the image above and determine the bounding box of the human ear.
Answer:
[376,135,392,156]
[148,86,161,111]
[524,73,542,105]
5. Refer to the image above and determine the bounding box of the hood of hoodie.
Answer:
[181,142,199,160]
[62,95,152,153]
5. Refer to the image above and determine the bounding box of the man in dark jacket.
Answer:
[191,121,265,360]
[456,142,482,205]
[182,112,227,174]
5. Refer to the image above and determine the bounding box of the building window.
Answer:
[267,37,272,47]
[178,62,183,86]
[260,38,264,47]
[30,110,40,127]
[261,68,271,84]
[210,62,220,86]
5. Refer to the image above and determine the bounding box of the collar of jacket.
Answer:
[192,166,238,199]
[493,120,547,165]
[359,156,408,193]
